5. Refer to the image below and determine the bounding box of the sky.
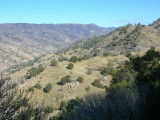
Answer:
[0,0,160,27]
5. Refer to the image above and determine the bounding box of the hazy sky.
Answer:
[0,0,159,27]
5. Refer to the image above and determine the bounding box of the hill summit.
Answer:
[65,19,160,57]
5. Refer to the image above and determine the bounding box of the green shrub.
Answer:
[125,51,132,58]
[70,56,78,62]
[111,67,136,84]
[50,59,58,66]
[85,86,90,92]
[91,49,100,57]
[103,52,109,57]
[28,87,34,92]
[58,57,68,62]
[92,79,104,88]
[86,68,93,75]
[78,57,82,62]
[82,55,92,60]
[66,63,74,69]
[76,77,84,83]
[59,101,67,110]
[101,67,115,76]
[65,98,82,112]
[34,82,42,89]
[43,83,52,93]
[59,75,71,85]
[44,106,54,113]
[25,64,45,79]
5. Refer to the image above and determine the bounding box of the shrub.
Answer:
[25,64,45,79]
[59,101,67,110]
[44,106,54,114]
[70,56,78,62]
[76,77,84,83]
[85,86,91,92]
[82,55,92,60]
[78,57,82,62]
[111,67,136,84]
[28,87,34,92]
[10,82,18,89]
[100,67,115,76]
[58,57,68,62]
[100,61,115,76]
[91,49,100,57]
[34,82,42,89]
[65,98,82,112]
[50,59,58,66]
[86,68,93,75]
[59,75,71,85]
[92,79,104,88]
[43,83,52,93]
[125,51,132,58]
[103,52,109,57]
[66,63,74,69]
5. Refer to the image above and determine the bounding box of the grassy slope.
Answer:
[10,54,128,107]
[64,24,160,58]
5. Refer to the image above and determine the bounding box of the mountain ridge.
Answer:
[0,23,115,72]
[64,19,160,57]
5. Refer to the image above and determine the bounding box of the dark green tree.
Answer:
[66,63,74,69]
[59,75,71,85]
[70,56,78,62]
[43,83,52,93]
[76,77,84,83]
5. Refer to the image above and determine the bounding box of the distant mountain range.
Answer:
[0,23,115,72]
[66,19,160,56]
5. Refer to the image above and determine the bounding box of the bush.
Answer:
[50,59,58,66]
[28,87,34,92]
[85,86,90,92]
[58,57,68,62]
[34,82,42,89]
[43,83,52,93]
[65,98,82,112]
[25,64,45,79]
[44,106,54,114]
[70,56,78,62]
[86,68,93,75]
[59,101,67,110]
[100,67,115,76]
[82,55,92,60]
[111,67,136,84]
[125,51,132,58]
[66,63,74,69]
[100,61,115,76]
[103,52,109,57]
[92,79,104,88]
[59,75,71,85]
[76,77,84,83]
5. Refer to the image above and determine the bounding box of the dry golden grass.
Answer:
[10,54,128,108]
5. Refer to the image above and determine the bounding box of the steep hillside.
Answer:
[10,53,128,107]
[0,23,115,72]
[64,19,160,57]
[6,19,160,118]
[150,18,160,30]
